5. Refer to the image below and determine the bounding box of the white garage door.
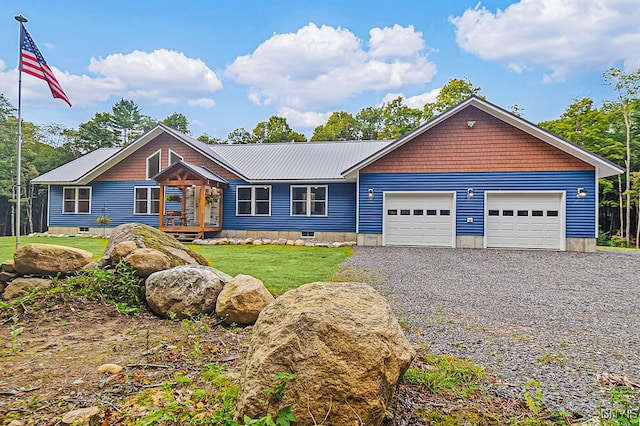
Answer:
[485,192,564,250]
[384,193,455,247]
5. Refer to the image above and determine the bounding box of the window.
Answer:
[532,210,544,216]
[63,187,91,214]
[503,210,514,216]
[291,186,327,216]
[236,186,271,216]
[413,210,424,215]
[169,150,183,165]
[387,209,398,215]
[134,187,160,214]
[426,209,437,216]
[488,209,499,216]
[301,231,315,238]
[400,209,410,215]
[440,210,450,216]
[547,210,559,217]
[517,210,529,216]
[146,150,161,179]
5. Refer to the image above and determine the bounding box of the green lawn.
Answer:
[0,236,353,295]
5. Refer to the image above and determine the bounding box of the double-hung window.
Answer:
[291,186,327,216]
[63,187,91,214]
[134,187,160,214]
[236,186,271,216]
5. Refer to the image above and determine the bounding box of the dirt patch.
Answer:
[1,298,247,425]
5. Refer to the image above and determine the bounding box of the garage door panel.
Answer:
[384,193,454,247]
[486,193,563,250]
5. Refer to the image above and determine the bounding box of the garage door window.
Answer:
[440,210,450,215]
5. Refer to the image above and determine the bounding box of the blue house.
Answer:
[33,97,623,252]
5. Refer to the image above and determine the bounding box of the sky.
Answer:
[1,0,640,140]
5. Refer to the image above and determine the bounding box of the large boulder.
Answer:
[125,248,171,278]
[145,265,225,319]
[215,274,275,326]
[236,282,415,425]
[14,244,93,276]
[100,223,208,268]
[2,277,53,300]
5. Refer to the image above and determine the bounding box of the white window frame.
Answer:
[146,149,162,180]
[62,186,91,214]
[169,149,183,165]
[290,185,328,217]
[134,186,160,215]
[236,186,271,216]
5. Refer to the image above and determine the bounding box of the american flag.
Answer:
[20,24,72,107]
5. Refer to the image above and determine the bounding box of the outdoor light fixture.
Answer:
[577,188,587,198]
[467,120,476,128]
[467,188,474,198]
[368,188,374,198]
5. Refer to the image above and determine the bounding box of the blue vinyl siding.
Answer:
[49,181,160,228]
[359,171,596,238]
[223,180,356,232]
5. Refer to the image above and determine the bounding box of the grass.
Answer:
[0,235,108,262]
[0,236,353,295]
[191,244,353,295]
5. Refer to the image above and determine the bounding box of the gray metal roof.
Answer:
[32,148,120,184]
[208,140,393,181]
[153,160,228,184]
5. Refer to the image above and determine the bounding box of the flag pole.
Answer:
[15,15,27,250]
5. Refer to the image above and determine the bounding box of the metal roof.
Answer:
[32,148,120,184]
[208,140,393,181]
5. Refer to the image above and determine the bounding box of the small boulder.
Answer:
[3,277,53,300]
[125,248,171,277]
[1,259,16,273]
[14,244,93,276]
[215,274,275,326]
[109,241,138,263]
[100,223,208,267]
[61,406,99,424]
[236,282,415,425]
[145,265,224,319]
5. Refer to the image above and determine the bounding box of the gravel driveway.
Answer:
[340,247,640,416]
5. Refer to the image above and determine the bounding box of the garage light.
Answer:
[577,188,587,198]
[467,188,474,198]
[368,188,374,198]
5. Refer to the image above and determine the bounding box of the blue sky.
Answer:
[1,0,639,140]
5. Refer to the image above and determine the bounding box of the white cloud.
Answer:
[0,49,223,109]
[451,0,640,81]
[382,88,441,109]
[278,106,331,130]
[369,24,425,58]
[225,22,437,110]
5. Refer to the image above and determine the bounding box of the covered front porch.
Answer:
[154,161,228,240]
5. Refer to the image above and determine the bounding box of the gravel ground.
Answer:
[340,246,640,416]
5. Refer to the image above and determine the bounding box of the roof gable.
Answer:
[344,96,624,179]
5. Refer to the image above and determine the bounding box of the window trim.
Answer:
[134,186,160,215]
[235,185,272,216]
[169,149,183,165]
[290,185,328,217]
[62,186,92,214]
[146,149,162,180]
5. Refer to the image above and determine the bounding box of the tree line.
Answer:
[0,72,638,246]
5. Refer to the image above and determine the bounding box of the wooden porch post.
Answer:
[159,184,166,228]
[199,184,206,230]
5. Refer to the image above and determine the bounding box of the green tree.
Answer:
[162,112,190,134]
[603,67,640,244]
[356,106,384,140]
[252,116,306,143]
[424,77,482,120]
[381,96,422,139]
[197,133,225,144]
[311,111,358,141]
[110,98,143,145]
[227,128,253,144]
[71,112,119,155]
